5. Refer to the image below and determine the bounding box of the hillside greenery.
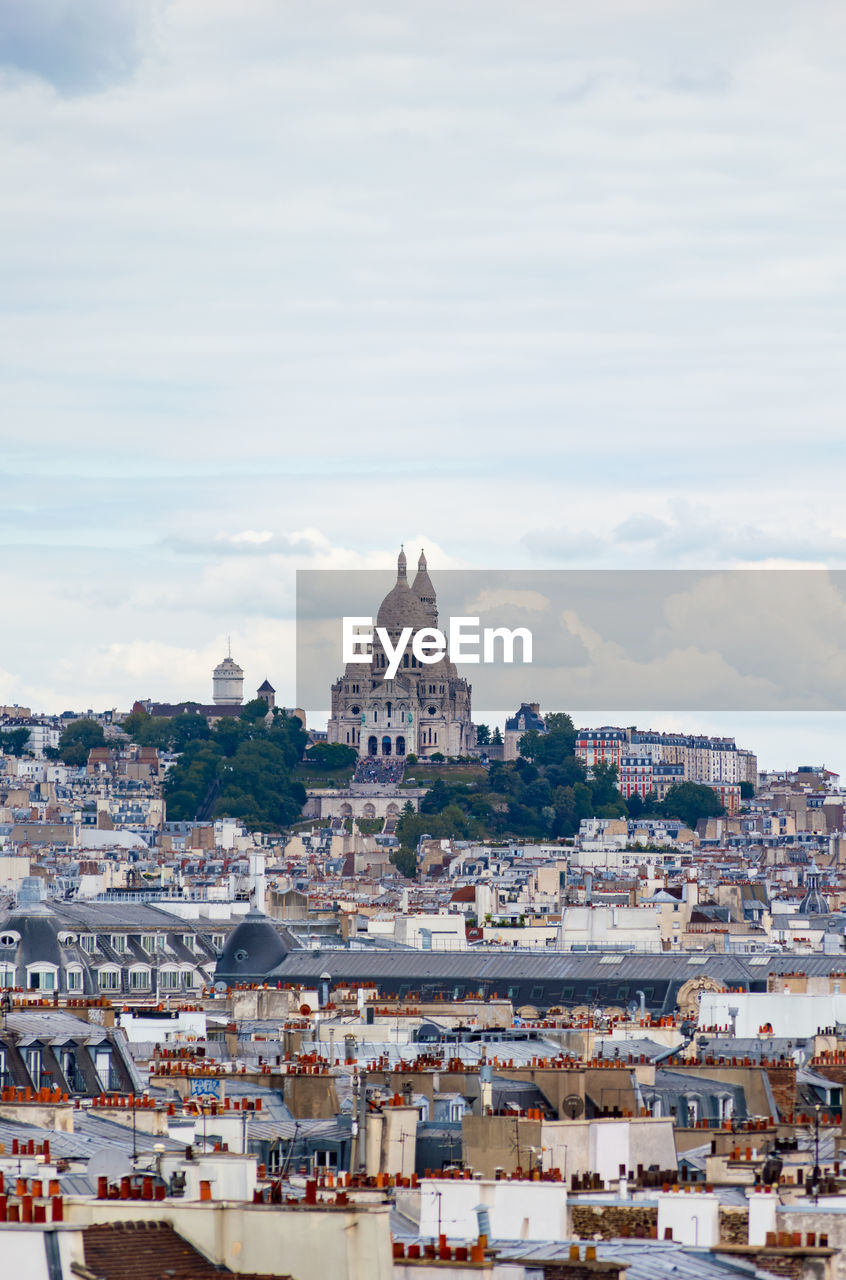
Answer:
[390,714,726,867]
[143,707,308,830]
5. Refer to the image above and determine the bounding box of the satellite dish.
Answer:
[214,981,227,994]
[563,1094,584,1119]
[88,1149,133,1184]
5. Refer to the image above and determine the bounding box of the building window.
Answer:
[129,969,151,990]
[140,935,156,953]
[26,1048,42,1089]
[99,969,120,990]
[27,967,56,991]
[79,935,96,953]
[110,934,127,952]
[211,934,225,951]
[159,969,180,990]
[66,969,83,991]
[0,967,15,987]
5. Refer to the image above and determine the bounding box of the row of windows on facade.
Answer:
[345,677,445,692]
[0,1046,120,1093]
[0,931,209,953]
[0,963,203,991]
[73,932,225,954]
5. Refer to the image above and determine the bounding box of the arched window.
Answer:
[382,736,392,756]
[27,965,57,991]
[396,736,406,756]
[129,966,151,991]
[368,736,378,756]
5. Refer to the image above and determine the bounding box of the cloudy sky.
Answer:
[2,1,846,770]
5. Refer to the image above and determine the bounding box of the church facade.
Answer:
[326,548,475,759]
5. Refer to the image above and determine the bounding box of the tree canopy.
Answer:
[162,711,307,830]
[58,718,105,766]
[304,742,358,770]
[0,727,32,757]
[401,712,721,844]
[660,781,725,829]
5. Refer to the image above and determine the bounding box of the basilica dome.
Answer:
[375,547,430,633]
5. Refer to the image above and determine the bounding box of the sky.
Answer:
[1,1,846,771]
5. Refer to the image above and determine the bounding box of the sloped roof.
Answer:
[83,1221,290,1280]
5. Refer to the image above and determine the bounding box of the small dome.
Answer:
[376,581,430,631]
[376,546,429,631]
[799,860,829,915]
[214,913,289,985]
[214,656,243,676]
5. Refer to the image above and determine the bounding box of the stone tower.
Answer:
[213,642,244,705]
[257,678,276,709]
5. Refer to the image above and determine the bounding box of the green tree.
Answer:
[58,718,105,766]
[475,724,491,745]
[740,780,755,799]
[304,742,357,770]
[544,712,576,738]
[390,847,418,878]
[518,730,544,761]
[0,727,32,757]
[215,738,306,829]
[588,761,621,808]
[520,712,576,765]
[491,726,502,745]
[661,782,725,829]
[627,791,644,818]
[212,717,250,758]
[168,714,212,753]
[420,777,451,814]
[240,698,272,724]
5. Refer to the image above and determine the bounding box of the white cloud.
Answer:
[1,0,845,769]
